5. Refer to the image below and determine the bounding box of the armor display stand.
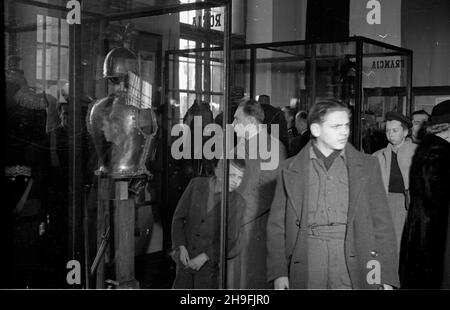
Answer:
[93,177,140,289]
[95,175,111,289]
[112,180,139,289]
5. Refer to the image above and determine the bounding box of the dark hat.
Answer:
[385,111,412,129]
[430,100,450,125]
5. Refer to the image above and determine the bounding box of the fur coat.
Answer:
[400,134,450,288]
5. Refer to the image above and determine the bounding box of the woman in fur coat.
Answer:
[400,100,450,289]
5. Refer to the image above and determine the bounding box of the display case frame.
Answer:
[166,36,413,150]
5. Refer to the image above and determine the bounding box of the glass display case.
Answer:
[4,0,231,289]
[166,37,413,153]
[4,0,412,290]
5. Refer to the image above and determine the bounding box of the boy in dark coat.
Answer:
[171,159,247,289]
[267,100,399,289]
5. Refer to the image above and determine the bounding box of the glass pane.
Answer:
[180,92,197,120]
[37,14,44,43]
[255,47,305,108]
[60,47,69,80]
[46,16,59,44]
[180,10,196,25]
[180,38,196,50]
[414,95,450,114]
[36,47,43,79]
[45,46,52,80]
[211,95,223,119]
[211,61,223,92]
[315,42,355,57]
[361,42,410,153]
[50,46,58,80]
[60,20,69,46]
[179,57,188,89]
[188,62,196,91]
[231,49,250,99]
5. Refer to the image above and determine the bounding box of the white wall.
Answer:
[246,0,274,44]
[246,0,307,107]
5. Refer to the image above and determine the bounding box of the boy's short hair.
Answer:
[308,99,351,125]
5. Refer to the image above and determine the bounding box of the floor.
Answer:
[135,251,176,289]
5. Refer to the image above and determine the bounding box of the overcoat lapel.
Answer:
[196,179,214,219]
[283,142,311,224]
[346,144,366,223]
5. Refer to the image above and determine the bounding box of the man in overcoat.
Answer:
[267,100,399,289]
[227,99,286,289]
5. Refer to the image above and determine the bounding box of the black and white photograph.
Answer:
[2,0,450,296]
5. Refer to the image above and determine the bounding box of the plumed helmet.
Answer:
[103,47,138,79]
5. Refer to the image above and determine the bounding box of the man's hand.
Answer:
[274,277,289,290]
[188,253,209,271]
[382,284,393,290]
[179,245,190,267]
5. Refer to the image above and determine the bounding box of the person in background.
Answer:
[289,110,310,157]
[258,94,289,151]
[373,112,417,254]
[5,56,51,288]
[411,110,430,144]
[282,106,298,143]
[267,100,398,289]
[228,99,286,289]
[400,100,450,289]
[170,159,247,289]
[214,86,246,128]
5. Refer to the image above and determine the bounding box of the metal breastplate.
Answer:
[87,91,158,179]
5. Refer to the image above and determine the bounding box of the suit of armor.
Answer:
[87,46,158,179]
[87,90,157,178]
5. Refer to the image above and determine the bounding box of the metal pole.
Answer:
[83,185,90,289]
[406,51,413,116]
[250,48,256,100]
[68,0,84,288]
[354,38,364,150]
[219,0,232,290]
[307,44,316,109]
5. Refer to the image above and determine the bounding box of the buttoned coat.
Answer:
[227,133,287,289]
[267,141,400,289]
[171,177,245,267]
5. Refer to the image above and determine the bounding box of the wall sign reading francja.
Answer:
[372,59,405,70]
